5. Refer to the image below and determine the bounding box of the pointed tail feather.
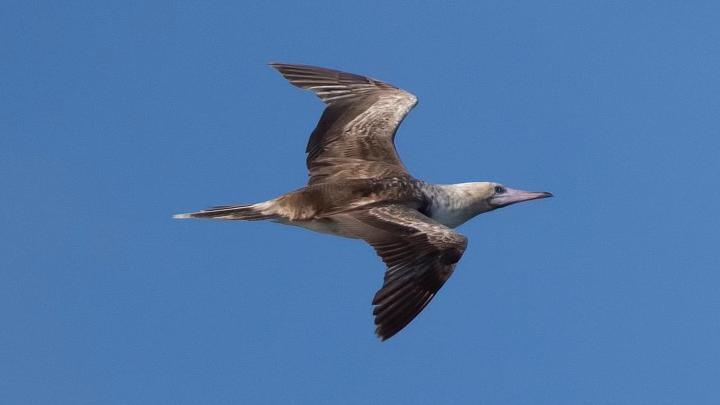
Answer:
[173,201,277,221]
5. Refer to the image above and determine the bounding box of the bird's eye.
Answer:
[494,186,506,194]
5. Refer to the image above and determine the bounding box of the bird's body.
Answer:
[175,63,552,340]
[262,179,493,237]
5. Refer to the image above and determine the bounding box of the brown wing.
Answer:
[270,63,418,185]
[344,205,468,340]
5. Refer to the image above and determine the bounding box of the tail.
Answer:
[173,201,278,221]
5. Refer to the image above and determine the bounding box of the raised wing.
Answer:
[346,205,468,340]
[270,63,418,185]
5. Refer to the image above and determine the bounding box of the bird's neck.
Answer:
[423,182,494,228]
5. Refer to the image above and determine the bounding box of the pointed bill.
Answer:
[490,187,553,208]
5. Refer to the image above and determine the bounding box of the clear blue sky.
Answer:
[3,1,720,404]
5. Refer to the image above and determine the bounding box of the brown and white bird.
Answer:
[175,63,552,340]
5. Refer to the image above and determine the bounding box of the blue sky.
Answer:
[3,1,720,404]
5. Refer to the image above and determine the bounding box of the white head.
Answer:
[434,182,552,228]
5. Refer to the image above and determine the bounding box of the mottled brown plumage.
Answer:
[352,206,467,339]
[270,63,417,185]
[175,63,552,340]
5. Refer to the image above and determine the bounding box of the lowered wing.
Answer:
[338,204,468,340]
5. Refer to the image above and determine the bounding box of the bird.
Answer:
[174,63,552,340]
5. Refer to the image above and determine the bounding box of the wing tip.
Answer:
[267,62,411,104]
[268,61,315,72]
[268,62,288,76]
[375,327,397,341]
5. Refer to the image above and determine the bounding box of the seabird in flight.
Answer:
[175,63,552,340]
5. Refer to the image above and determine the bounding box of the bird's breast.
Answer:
[421,184,480,228]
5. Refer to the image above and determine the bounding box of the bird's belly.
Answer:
[275,217,361,239]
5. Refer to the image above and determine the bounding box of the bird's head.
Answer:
[453,182,553,215]
[436,182,552,228]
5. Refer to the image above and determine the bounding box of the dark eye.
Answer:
[494,186,506,194]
